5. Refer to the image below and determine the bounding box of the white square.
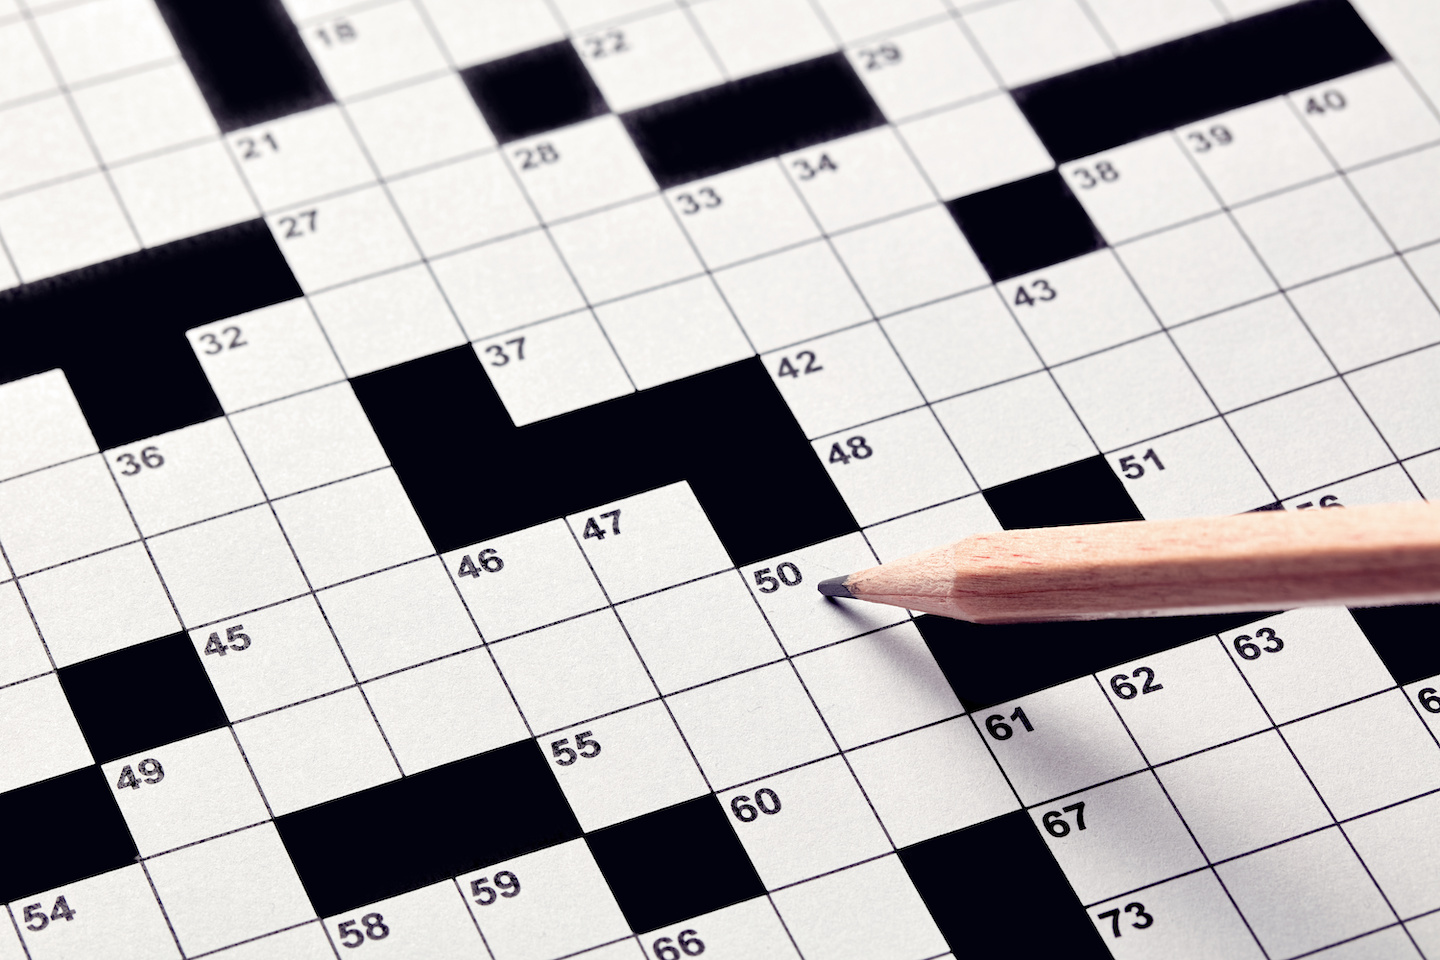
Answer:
[504,115,657,222]
[794,622,961,748]
[832,205,991,317]
[18,865,179,960]
[1053,334,1215,451]
[715,241,872,352]
[322,881,486,960]
[347,74,495,177]
[0,674,91,793]
[664,161,820,269]
[420,0,564,67]
[1292,65,1440,170]
[1291,258,1440,371]
[547,699,709,829]
[188,596,355,720]
[1351,144,1440,251]
[645,898,800,959]
[71,63,216,163]
[0,94,94,194]
[1227,381,1392,499]
[1170,294,1333,411]
[1034,772,1206,904]
[767,322,923,438]
[197,924,336,960]
[0,581,50,688]
[574,8,724,112]
[301,0,448,100]
[772,856,948,960]
[103,727,270,855]
[236,689,397,814]
[319,557,480,680]
[549,0,660,30]
[433,230,587,339]
[1216,828,1394,959]
[308,264,465,375]
[933,372,1095,487]
[1282,462,1419,510]
[274,469,433,588]
[963,0,1110,87]
[864,493,1002,562]
[0,369,96,482]
[149,506,309,625]
[0,19,56,104]
[569,483,732,601]
[982,675,1145,804]
[1411,241,1440,301]
[0,455,135,574]
[1233,177,1391,288]
[616,571,784,694]
[815,407,977,525]
[389,152,537,258]
[818,0,946,41]
[668,662,834,788]
[882,287,1042,401]
[231,383,389,498]
[1064,134,1219,244]
[1116,213,1277,324]
[1218,607,1394,724]
[270,187,422,292]
[690,0,835,79]
[1007,250,1159,364]
[721,756,890,887]
[0,171,137,281]
[228,106,374,212]
[33,0,175,84]
[1086,870,1265,960]
[784,128,933,234]
[147,824,317,955]
[1180,98,1333,207]
[21,543,178,666]
[188,299,345,413]
[1346,791,1440,920]
[490,610,656,732]
[1349,345,1440,460]
[460,839,630,960]
[595,276,753,390]
[899,93,1054,199]
[550,197,704,303]
[110,419,264,535]
[444,519,608,640]
[475,313,634,426]
[1409,449,1440,500]
[1108,418,1274,518]
[847,19,996,122]
[110,140,257,248]
[1083,0,1223,52]
[743,533,907,656]
[848,717,1017,847]
[363,649,529,774]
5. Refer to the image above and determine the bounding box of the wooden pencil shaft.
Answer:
[836,502,1440,624]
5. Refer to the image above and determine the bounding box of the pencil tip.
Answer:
[817,576,854,599]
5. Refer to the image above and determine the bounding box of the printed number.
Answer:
[1110,666,1162,700]
[199,325,247,354]
[775,350,822,378]
[551,730,600,766]
[1304,89,1347,114]
[1042,801,1086,838]
[1233,626,1283,661]
[582,28,627,57]
[827,436,872,465]
[581,510,621,540]
[1417,688,1440,714]
[791,153,838,180]
[1117,448,1164,480]
[278,209,317,238]
[753,562,802,593]
[485,337,526,366]
[674,187,721,214]
[857,42,902,70]
[23,896,75,931]
[115,758,165,791]
[515,143,559,169]
[1097,902,1153,937]
[1070,161,1119,189]
[652,930,705,959]
[336,913,389,948]
[730,787,782,822]
[315,20,356,45]
[456,549,504,578]
[1013,279,1056,306]
[236,133,278,159]
[471,870,521,905]
[115,446,164,476]
[1186,124,1233,152]
[985,706,1034,740]
[204,624,251,657]
[1295,494,1342,510]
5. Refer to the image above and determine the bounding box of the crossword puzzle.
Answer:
[2,0,1440,956]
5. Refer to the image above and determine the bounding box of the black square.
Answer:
[0,766,137,903]
[945,169,1105,282]
[982,455,1142,531]
[1351,603,1440,686]
[58,632,227,763]
[460,42,608,143]
[586,796,764,932]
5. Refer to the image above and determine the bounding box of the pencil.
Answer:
[816,501,1440,624]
